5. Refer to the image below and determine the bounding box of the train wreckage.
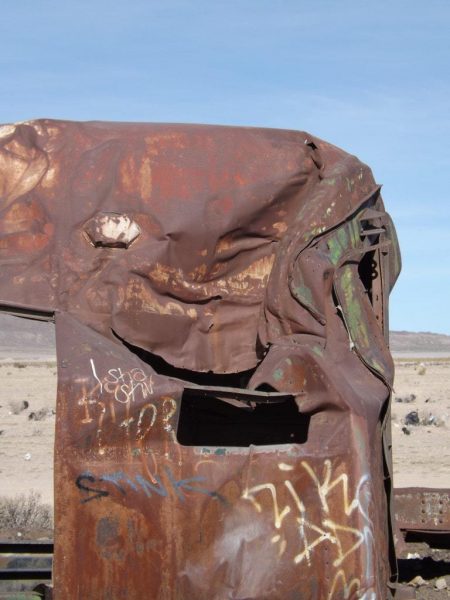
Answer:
[0,120,447,599]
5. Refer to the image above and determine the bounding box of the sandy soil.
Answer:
[1,358,449,504]
[0,362,57,505]
[392,359,450,489]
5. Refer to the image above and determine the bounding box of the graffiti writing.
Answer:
[242,460,375,600]
[90,359,154,405]
[77,359,179,454]
[76,466,222,504]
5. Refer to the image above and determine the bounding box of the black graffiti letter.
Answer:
[76,473,110,503]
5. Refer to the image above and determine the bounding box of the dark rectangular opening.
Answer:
[176,391,310,447]
[403,530,450,550]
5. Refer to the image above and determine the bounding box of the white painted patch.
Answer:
[278,462,294,471]
[98,214,140,245]
[271,534,281,543]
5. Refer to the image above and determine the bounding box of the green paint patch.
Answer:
[200,446,226,456]
[337,225,349,248]
[340,266,370,348]
[350,219,360,247]
[326,221,358,265]
[273,368,284,381]
[327,236,344,265]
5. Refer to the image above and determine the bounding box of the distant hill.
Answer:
[0,314,55,359]
[389,330,450,355]
[1,314,450,359]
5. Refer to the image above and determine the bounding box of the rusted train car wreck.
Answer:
[0,120,402,598]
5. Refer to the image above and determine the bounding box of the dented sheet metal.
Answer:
[0,120,401,599]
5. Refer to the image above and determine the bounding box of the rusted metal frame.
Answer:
[327,212,392,383]
[180,384,295,406]
[0,540,52,582]
[0,303,54,322]
[394,488,450,531]
[322,204,402,595]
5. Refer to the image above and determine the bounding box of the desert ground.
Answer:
[392,358,450,488]
[0,361,57,506]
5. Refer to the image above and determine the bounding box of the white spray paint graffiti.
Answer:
[77,360,178,465]
[242,459,375,599]
[100,364,154,405]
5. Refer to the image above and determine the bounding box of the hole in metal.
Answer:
[176,391,309,447]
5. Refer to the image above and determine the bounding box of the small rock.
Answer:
[420,413,446,427]
[435,577,447,590]
[417,363,426,375]
[17,532,22,538]
[8,399,29,415]
[405,411,420,426]
[409,575,426,587]
[421,413,436,426]
[29,408,51,421]
[24,452,31,461]
[395,394,416,403]
[402,426,411,435]
[434,416,446,427]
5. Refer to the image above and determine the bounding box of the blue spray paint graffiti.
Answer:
[76,466,223,504]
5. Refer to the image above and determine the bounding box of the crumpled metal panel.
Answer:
[0,120,401,599]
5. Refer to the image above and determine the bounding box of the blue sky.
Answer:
[1,0,449,333]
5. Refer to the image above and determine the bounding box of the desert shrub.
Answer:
[0,491,53,531]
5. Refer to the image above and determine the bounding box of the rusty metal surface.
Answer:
[394,488,450,532]
[0,120,401,599]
